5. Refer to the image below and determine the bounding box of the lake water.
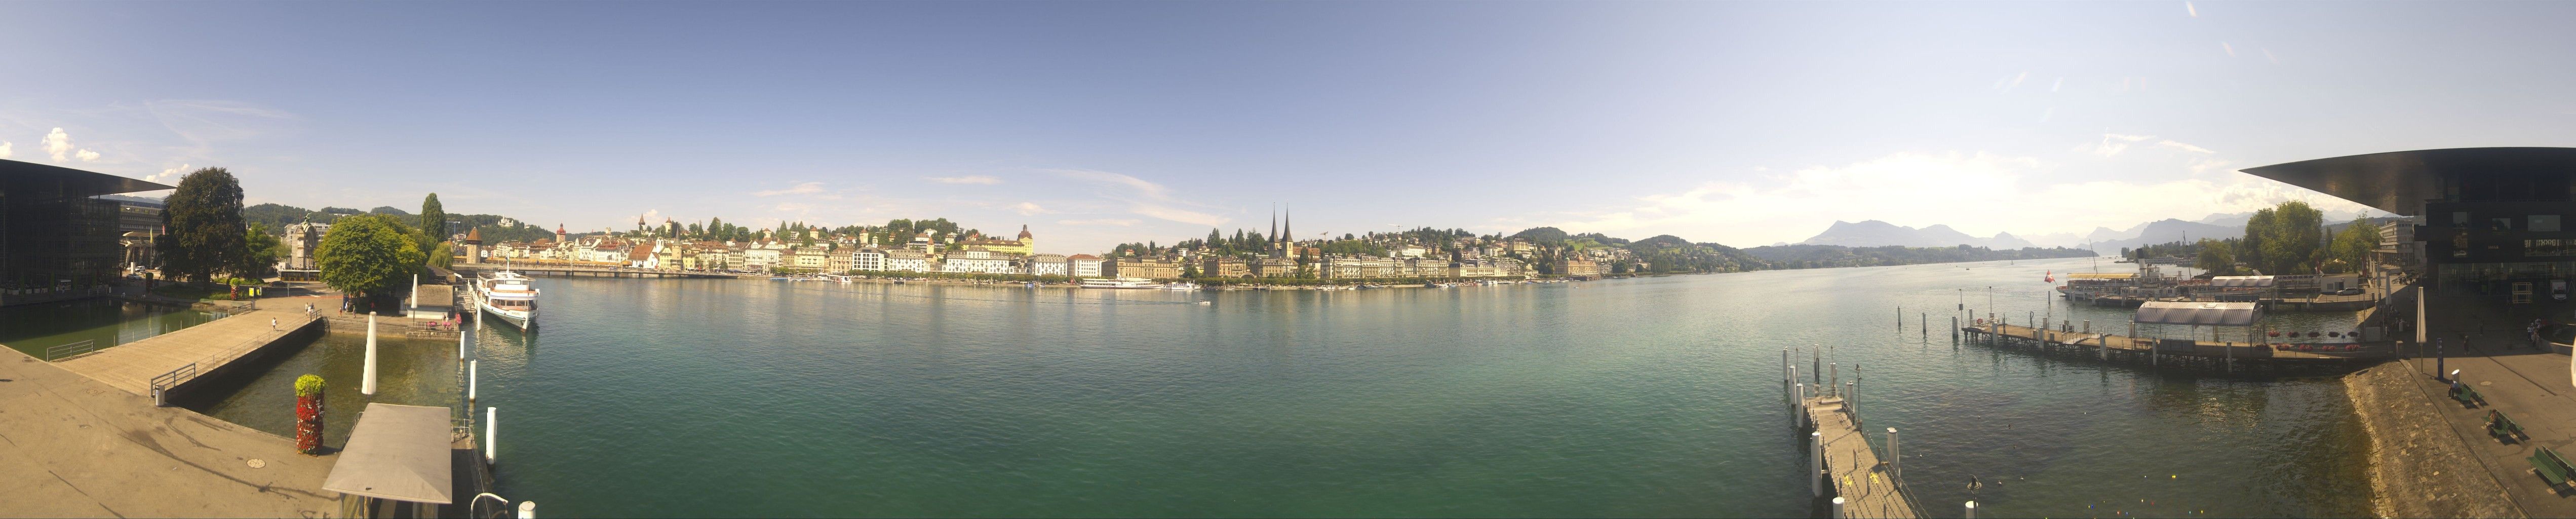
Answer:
[0,298,212,359]
[111,256,2375,517]
[402,256,2366,517]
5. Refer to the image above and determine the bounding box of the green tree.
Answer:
[2193,238,2236,276]
[159,167,250,283]
[2326,217,2379,274]
[418,193,447,242]
[317,213,426,311]
[243,223,287,278]
[2245,201,2325,275]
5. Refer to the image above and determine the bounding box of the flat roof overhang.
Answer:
[322,403,455,504]
[2238,147,2576,216]
[0,159,174,196]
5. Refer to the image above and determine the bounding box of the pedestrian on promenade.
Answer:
[270,317,278,330]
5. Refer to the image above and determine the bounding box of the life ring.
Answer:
[2328,331,2341,338]
[2268,331,2280,337]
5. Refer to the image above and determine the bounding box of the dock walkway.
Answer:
[1804,394,1917,518]
[54,307,321,397]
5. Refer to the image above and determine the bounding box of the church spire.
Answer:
[1281,204,1292,255]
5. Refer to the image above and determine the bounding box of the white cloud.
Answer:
[2156,139,2214,154]
[2185,1,2197,17]
[2083,133,2156,156]
[145,163,192,184]
[754,181,826,197]
[639,209,662,225]
[1012,202,1047,216]
[42,128,72,162]
[0,141,11,159]
[75,149,99,162]
[1047,168,1230,227]
[2222,42,2236,58]
[927,175,1001,185]
[1540,150,2379,247]
[1058,218,1141,227]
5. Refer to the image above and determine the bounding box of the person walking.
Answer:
[270,317,278,330]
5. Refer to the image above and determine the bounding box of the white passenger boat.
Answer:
[1079,278,1162,289]
[1163,282,1201,291]
[476,271,539,329]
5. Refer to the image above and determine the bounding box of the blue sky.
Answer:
[6,2,2574,253]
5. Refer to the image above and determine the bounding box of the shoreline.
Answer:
[2341,361,2521,518]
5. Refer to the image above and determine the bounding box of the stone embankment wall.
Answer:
[2344,364,2522,518]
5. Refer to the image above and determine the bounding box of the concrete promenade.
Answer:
[54,307,320,397]
[2374,322,2576,517]
[0,346,339,517]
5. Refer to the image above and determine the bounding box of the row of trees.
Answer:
[158,167,446,311]
[2189,201,2383,276]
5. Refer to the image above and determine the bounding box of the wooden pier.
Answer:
[1960,323,2391,371]
[53,307,322,398]
[1802,393,1918,518]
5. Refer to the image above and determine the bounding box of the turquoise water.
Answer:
[0,299,212,359]
[432,256,2368,517]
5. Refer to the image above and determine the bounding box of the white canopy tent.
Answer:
[323,403,454,517]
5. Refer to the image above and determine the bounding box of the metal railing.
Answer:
[150,362,197,406]
[44,340,99,361]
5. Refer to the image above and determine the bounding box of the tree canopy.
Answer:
[2243,201,2325,275]
[159,167,250,283]
[316,213,426,302]
[419,193,447,241]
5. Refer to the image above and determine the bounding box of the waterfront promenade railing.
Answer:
[44,340,99,361]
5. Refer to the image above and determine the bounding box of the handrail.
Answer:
[470,493,513,518]
[44,340,99,361]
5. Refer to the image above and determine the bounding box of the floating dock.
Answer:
[1801,392,1918,518]
[1961,323,2391,371]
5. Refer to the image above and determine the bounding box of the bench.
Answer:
[2489,410,2528,440]
[2452,385,2487,406]
[2532,447,2575,488]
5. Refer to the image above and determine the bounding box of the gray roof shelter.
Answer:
[2238,146,2576,216]
[2134,301,2263,327]
[2208,276,2277,288]
[323,403,454,504]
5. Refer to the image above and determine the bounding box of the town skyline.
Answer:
[9,2,2573,252]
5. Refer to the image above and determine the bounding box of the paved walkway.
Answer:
[54,308,319,396]
[2378,293,2576,517]
[0,346,339,517]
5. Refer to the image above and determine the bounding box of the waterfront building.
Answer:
[460,228,484,264]
[1112,257,1183,279]
[852,248,886,272]
[883,249,933,273]
[0,160,170,306]
[2244,147,2576,301]
[1202,256,1252,278]
[790,248,828,271]
[1449,260,1504,278]
[1255,257,1296,278]
[744,247,782,270]
[1556,258,1603,277]
[282,218,330,271]
[957,225,1036,256]
[828,251,855,273]
[1067,254,1104,278]
[113,198,162,270]
[942,249,1015,274]
[1028,253,1068,276]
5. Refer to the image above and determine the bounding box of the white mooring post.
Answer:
[458,318,468,359]
[1828,363,1838,396]
[519,501,535,519]
[1810,431,1825,497]
[485,406,497,464]
[1788,366,1800,406]
[362,315,378,396]
[1846,382,1856,416]
[1965,500,1978,518]
[469,359,479,402]
[1795,383,1808,428]
[1831,497,1847,518]
[1886,427,1900,478]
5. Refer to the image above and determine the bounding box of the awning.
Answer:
[322,403,454,504]
[2209,276,2277,288]
[2068,273,2135,279]
[2135,301,2262,326]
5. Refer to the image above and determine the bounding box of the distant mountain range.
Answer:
[1800,212,2257,252]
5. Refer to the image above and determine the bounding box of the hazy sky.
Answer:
[6,2,2573,253]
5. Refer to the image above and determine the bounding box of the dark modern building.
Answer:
[1,159,173,306]
[2242,147,2576,300]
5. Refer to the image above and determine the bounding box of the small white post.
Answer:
[1828,363,1838,396]
[1831,497,1846,518]
[1846,382,1856,416]
[519,501,535,519]
[1965,500,1978,518]
[1887,427,1900,478]
[485,406,497,464]
[1795,383,1808,428]
[362,315,378,396]
[1787,366,1799,406]
[458,318,468,359]
[469,359,479,402]
[1810,431,1825,497]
